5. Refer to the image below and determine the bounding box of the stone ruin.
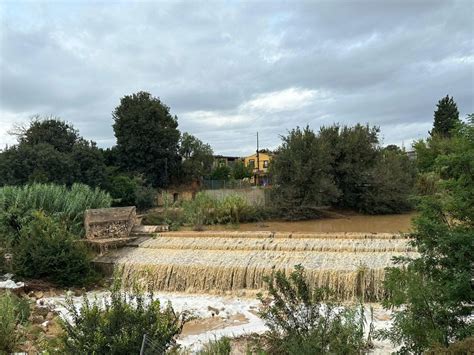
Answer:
[84,206,137,240]
[85,206,169,255]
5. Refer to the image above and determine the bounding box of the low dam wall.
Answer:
[94,231,416,301]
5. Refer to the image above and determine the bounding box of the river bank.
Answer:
[41,290,398,354]
[205,211,416,234]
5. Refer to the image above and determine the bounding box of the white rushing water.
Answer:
[43,291,398,353]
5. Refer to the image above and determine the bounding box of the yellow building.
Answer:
[243,150,273,185]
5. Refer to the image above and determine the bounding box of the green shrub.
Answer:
[108,174,138,206]
[107,175,156,211]
[142,209,184,231]
[198,336,231,355]
[13,211,94,286]
[0,183,112,241]
[134,185,156,210]
[182,192,265,227]
[58,282,186,354]
[257,265,371,354]
[0,291,30,354]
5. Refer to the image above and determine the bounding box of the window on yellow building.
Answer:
[263,160,269,168]
[248,159,255,168]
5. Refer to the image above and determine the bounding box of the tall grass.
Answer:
[0,183,112,237]
[182,192,265,227]
[198,337,231,355]
[0,291,30,353]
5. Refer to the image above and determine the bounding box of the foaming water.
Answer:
[94,231,418,301]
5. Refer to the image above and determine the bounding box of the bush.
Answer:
[210,165,231,180]
[13,211,94,286]
[0,183,112,242]
[198,337,231,355]
[107,174,137,206]
[107,175,156,211]
[142,209,184,231]
[58,282,186,354]
[182,192,264,226]
[134,185,156,210]
[0,291,30,354]
[257,265,372,354]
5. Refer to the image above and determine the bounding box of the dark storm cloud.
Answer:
[0,0,472,154]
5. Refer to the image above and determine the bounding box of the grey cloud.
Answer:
[0,0,472,155]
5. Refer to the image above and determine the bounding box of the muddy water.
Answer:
[210,212,416,233]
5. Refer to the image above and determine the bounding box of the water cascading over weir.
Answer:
[93,230,418,301]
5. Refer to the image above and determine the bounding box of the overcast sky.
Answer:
[1,0,473,155]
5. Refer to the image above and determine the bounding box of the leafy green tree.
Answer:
[179,132,213,182]
[271,126,340,219]
[112,91,180,187]
[319,124,380,211]
[430,95,460,137]
[71,140,107,187]
[0,144,72,186]
[210,165,231,181]
[380,117,473,353]
[358,146,416,214]
[11,115,79,152]
[0,117,107,188]
[231,160,252,180]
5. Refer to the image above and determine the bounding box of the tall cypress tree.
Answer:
[431,95,460,137]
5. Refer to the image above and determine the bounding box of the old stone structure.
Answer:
[84,206,137,240]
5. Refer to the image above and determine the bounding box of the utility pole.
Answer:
[256,132,260,186]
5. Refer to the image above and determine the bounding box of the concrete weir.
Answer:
[93,231,417,301]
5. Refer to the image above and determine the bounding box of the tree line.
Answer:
[0,92,464,217]
[0,92,215,208]
[269,94,465,218]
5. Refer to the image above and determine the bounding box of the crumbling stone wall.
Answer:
[84,206,136,239]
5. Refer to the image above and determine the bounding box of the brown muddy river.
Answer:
[209,212,416,233]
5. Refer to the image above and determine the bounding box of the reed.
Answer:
[0,183,112,236]
[181,192,263,226]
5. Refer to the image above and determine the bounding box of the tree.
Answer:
[319,124,380,211]
[271,124,414,218]
[431,95,460,137]
[210,165,231,181]
[112,92,180,187]
[11,115,79,153]
[271,126,340,219]
[0,144,73,186]
[178,133,213,182]
[380,117,473,353]
[71,140,107,188]
[232,160,252,180]
[358,147,415,214]
[0,117,107,188]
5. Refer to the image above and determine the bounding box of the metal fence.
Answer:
[139,334,169,355]
[202,179,253,190]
